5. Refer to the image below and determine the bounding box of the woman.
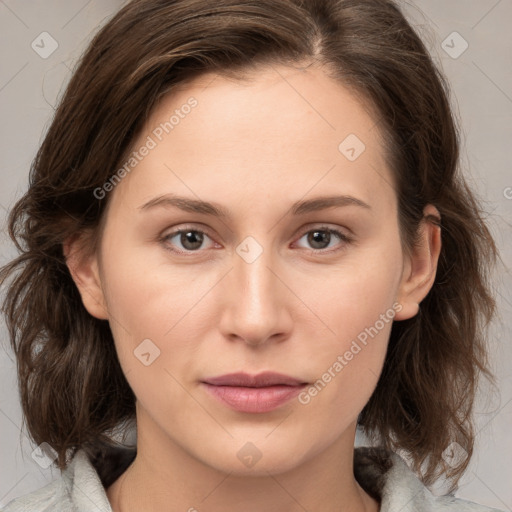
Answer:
[0,0,505,510]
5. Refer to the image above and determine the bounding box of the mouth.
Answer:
[201,371,309,413]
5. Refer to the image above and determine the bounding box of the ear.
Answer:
[63,232,109,320]
[394,204,442,321]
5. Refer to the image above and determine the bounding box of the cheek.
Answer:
[303,239,402,341]
[295,246,402,412]
[98,234,223,396]
[99,251,202,418]
[99,223,200,332]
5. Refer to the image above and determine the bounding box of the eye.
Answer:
[160,224,353,256]
[161,227,216,253]
[294,226,352,253]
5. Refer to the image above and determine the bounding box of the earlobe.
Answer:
[394,204,442,321]
[63,233,109,320]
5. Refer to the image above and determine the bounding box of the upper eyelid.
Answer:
[162,224,216,241]
[162,222,349,236]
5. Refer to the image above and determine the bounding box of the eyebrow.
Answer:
[138,193,371,218]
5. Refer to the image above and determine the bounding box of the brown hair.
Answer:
[0,0,499,492]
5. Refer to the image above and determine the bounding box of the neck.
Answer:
[107,413,380,512]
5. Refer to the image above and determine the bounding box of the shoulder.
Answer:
[1,450,112,512]
[1,477,71,512]
[354,446,505,512]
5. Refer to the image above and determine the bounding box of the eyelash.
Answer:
[159,225,353,256]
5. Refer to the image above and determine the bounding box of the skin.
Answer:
[65,62,441,512]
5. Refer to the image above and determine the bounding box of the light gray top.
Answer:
[1,447,504,511]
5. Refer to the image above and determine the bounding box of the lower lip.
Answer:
[201,383,307,413]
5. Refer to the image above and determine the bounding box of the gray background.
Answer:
[0,0,511,509]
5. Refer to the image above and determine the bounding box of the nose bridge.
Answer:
[219,238,289,345]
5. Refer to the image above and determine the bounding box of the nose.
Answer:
[217,244,293,347]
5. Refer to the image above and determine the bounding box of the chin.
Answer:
[194,436,314,477]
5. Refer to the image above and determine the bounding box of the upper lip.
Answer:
[202,371,307,387]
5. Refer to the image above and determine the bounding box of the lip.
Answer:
[202,371,306,387]
[201,372,308,413]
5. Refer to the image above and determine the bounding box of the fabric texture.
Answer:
[1,446,504,511]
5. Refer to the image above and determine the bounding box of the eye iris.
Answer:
[308,230,330,249]
[181,230,204,250]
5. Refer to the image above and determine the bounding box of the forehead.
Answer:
[110,63,396,217]
[155,63,383,138]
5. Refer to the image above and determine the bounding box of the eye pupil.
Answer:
[308,230,330,249]
[181,230,204,250]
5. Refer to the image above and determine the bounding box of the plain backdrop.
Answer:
[0,0,511,509]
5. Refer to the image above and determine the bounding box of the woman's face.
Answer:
[73,64,433,475]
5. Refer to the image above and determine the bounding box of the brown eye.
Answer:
[163,228,214,253]
[295,226,352,253]
[307,230,331,250]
